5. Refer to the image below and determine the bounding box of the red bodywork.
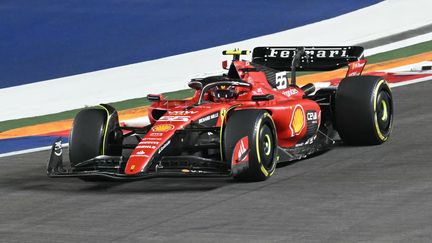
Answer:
[46,47,371,180]
[124,60,324,175]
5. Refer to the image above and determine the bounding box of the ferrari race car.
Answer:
[47,46,393,181]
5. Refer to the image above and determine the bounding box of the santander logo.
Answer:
[233,136,249,164]
[282,88,299,97]
[238,139,247,161]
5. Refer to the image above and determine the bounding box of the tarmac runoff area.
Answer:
[0,79,431,242]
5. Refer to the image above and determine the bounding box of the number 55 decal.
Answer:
[275,71,288,90]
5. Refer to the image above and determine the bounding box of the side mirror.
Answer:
[252,94,274,101]
[222,60,228,70]
[147,94,164,102]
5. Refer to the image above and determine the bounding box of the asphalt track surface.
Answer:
[1,81,432,242]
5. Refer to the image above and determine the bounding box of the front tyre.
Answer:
[335,76,393,145]
[224,110,277,181]
[69,105,122,166]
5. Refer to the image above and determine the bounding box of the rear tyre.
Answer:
[224,110,277,181]
[69,105,122,166]
[335,76,393,145]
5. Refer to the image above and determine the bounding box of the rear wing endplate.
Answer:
[252,46,364,71]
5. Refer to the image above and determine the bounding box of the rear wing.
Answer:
[252,46,364,71]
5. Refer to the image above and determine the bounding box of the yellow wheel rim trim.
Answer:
[98,105,111,155]
[256,112,277,177]
[381,100,388,121]
[373,80,388,141]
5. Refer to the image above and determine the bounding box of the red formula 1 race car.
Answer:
[47,46,393,181]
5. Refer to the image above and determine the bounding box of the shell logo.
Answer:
[152,124,175,132]
[290,105,305,136]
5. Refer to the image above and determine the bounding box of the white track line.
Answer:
[389,76,432,88]
[0,143,69,158]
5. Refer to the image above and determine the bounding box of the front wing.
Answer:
[47,139,230,180]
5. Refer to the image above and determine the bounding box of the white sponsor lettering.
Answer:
[317,50,326,58]
[139,141,159,145]
[158,140,171,154]
[252,87,264,95]
[167,110,198,115]
[330,50,340,57]
[136,145,156,149]
[295,135,317,148]
[305,50,315,56]
[143,137,162,141]
[238,139,247,162]
[159,116,189,122]
[351,62,365,69]
[282,88,299,97]
[198,112,219,124]
[307,111,317,121]
[54,140,62,156]
[267,48,348,59]
[305,135,317,145]
[348,71,360,77]
[280,50,290,58]
[342,50,347,56]
[136,150,145,155]
[269,48,281,57]
[130,154,149,158]
[150,133,163,137]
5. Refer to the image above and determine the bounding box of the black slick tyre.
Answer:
[224,109,277,181]
[69,108,106,166]
[69,105,122,166]
[335,75,393,145]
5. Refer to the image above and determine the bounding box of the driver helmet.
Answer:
[210,85,237,101]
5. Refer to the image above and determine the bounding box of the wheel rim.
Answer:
[258,124,274,169]
[376,90,392,134]
[264,134,272,156]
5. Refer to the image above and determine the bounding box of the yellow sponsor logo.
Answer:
[130,164,135,171]
[290,105,305,136]
[152,124,174,132]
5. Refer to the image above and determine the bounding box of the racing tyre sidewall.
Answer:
[69,105,122,166]
[224,110,277,181]
[336,76,393,145]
